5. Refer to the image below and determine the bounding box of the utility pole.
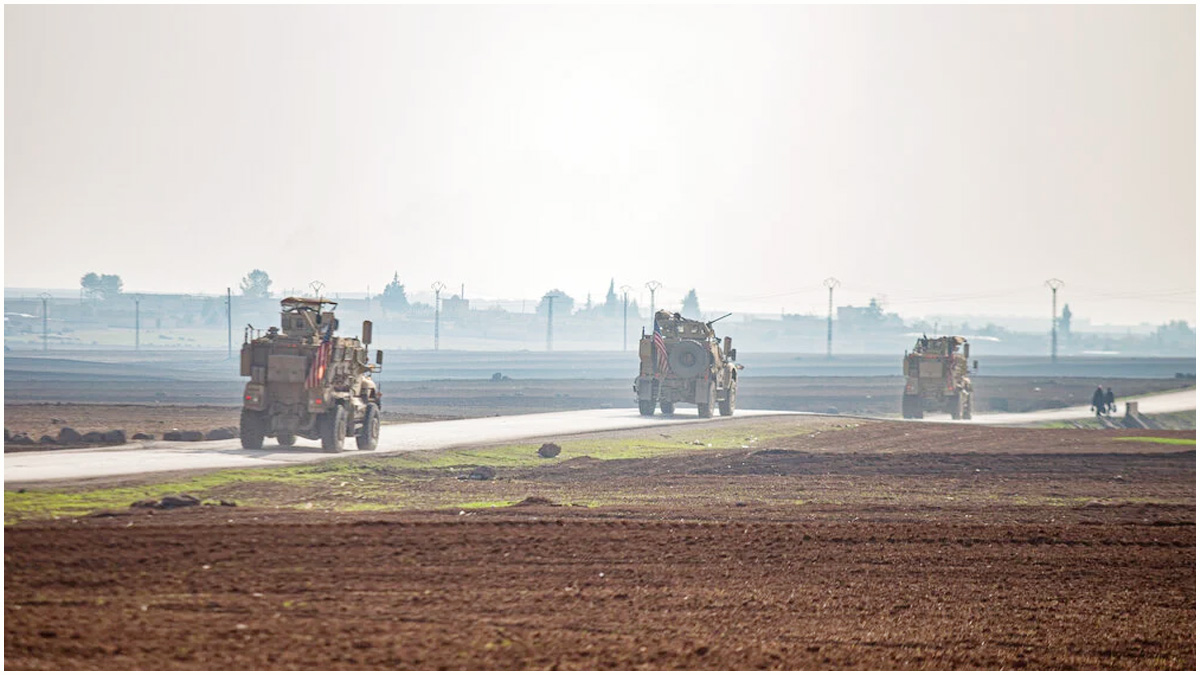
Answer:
[38,292,51,352]
[543,292,559,351]
[226,287,232,359]
[823,277,840,359]
[620,285,633,351]
[1045,278,1064,363]
[645,280,661,316]
[309,280,325,298]
[133,295,141,351]
[431,281,446,351]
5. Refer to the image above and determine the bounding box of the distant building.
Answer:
[836,298,905,332]
[442,294,469,318]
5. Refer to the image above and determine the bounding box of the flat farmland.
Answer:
[5,419,1194,669]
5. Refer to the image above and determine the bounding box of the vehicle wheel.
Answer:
[904,395,924,419]
[240,410,265,450]
[660,401,675,415]
[320,406,347,453]
[698,383,715,418]
[719,381,737,416]
[638,400,656,416]
[357,403,380,451]
[276,433,296,447]
[950,393,963,420]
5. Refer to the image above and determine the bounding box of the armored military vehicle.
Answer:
[634,310,740,418]
[240,297,383,452]
[902,335,974,419]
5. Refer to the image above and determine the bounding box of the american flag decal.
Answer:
[306,325,333,389]
[653,319,669,375]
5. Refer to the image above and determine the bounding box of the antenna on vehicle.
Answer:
[706,313,732,327]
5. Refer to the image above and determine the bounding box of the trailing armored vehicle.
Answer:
[634,310,740,418]
[240,297,383,451]
[902,335,975,419]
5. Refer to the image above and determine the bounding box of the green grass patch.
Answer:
[4,467,323,524]
[5,419,832,524]
[1114,437,1196,446]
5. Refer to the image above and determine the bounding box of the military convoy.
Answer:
[902,335,975,419]
[634,310,740,418]
[233,296,978,437]
[240,297,383,452]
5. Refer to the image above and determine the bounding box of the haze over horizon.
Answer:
[5,5,1195,326]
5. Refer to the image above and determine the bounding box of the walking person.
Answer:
[1105,386,1116,416]
[1091,385,1106,417]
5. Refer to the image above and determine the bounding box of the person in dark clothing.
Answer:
[1092,385,1106,416]
[1105,387,1116,416]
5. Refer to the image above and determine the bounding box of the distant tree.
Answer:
[536,289,575,317]
[584,293,593,312]
[681,289,700,317]
[380,272,410,314]
[80,272,123,300]
[604,279,619,317]
[239,269,272,299]
[1060,304,1073,338]
[1155,320,1196,347]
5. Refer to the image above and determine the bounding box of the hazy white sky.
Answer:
[5,5,1195,324]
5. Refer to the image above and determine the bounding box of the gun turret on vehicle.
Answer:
[239,297,383,451]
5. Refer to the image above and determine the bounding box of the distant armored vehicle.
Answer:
[902,335,974,419]
[634,310,740,418]
[240,297,383,451]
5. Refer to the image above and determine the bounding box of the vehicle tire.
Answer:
[950,393,963,420]
[719,381,737,417]
[903,395,924,419]
[638,400,656,416]
[320,406,347,453]
[357,403,380,451]
[660,401,675,415]
[240,410,265,450]
[698,382,715,418]
[276,433,296,447]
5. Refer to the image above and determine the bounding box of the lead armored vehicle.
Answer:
[634,310,740,418]
[902,335,974,419]
[240,297,383,451]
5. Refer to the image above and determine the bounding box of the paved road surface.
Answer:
[5,408,794,485]
[956,388,1196,426]
[6,389,1193,485]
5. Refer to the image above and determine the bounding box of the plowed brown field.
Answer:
[5,422,1195,670]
